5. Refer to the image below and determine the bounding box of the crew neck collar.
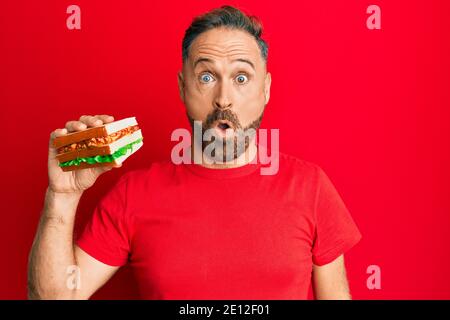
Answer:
[183,158,262,179]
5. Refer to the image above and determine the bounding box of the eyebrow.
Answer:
[193,57,255,71]
[193,57,212,69]
[234,58,255,70]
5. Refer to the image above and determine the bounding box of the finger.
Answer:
[94,114,115,123]
[79,115,103,127]
[50,128,68,139]
[48,128,68,162]
[65,120,87,132]
[49,128,68,147]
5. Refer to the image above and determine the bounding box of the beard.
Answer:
[187,108,265,163]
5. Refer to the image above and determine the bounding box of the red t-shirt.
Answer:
[76,152,362,299]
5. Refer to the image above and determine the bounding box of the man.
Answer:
[28,5,361,300]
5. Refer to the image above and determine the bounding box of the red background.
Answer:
[1,0,449,299]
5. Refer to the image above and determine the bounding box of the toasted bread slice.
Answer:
[56,129,143,163]
[53,117,137,149]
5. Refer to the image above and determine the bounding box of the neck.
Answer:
[191,138,258,169]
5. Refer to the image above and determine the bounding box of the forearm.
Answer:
[28,187,83,299]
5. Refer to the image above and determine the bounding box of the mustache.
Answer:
[204,109,242,130]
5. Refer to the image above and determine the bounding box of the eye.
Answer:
[235,74,248,84]
[199,73,214,83]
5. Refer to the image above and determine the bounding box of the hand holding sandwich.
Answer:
[48,115,118,194]
[48,114,143,193]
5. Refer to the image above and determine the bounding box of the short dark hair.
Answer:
[182,5,268,64]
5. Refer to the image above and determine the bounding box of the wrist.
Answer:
[46,187,83,199]
[43,187,83,216]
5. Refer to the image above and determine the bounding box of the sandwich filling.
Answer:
[57,125,140,154]
[59,138,143,167]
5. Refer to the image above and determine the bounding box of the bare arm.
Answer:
[28,115,121,300]
[312,254,352,300]
[28,189,119,299]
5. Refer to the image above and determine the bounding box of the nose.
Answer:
[213,80,232,110]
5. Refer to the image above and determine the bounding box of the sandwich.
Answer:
[52,117,143,171]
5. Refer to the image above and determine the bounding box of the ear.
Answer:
[264,72,272,105]
[177,71,185,103]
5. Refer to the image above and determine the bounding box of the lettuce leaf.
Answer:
[59,138,143,167]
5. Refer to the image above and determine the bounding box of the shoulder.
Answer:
[277,152,324,178]
[274,152,338,193]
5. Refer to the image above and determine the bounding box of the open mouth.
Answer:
[218,122,230,130]
[213,120,234,136]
